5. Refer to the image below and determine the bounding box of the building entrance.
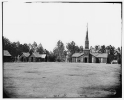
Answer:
[85,57,87,63]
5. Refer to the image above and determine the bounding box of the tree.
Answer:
[3,36,12,53]
[79,46,83,53]
[32,41,37,52]
[95,45,99,52]
[66,41,80,62]
[100,45,106,53]
[106,45,115,63]
[3,36,29,58]
[37,43,44,54]
[117,47,121,53]
[48,51,56,62]
[53,40,65,62]
[66,41,79,54]
[117,47,121,64]
[28,43,35,54]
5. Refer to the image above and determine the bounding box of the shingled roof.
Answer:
[32,52,46,58]
[72,53,84,57]
[22,52,30,57]
[90,53,99,57]
[4,50,11,56]
[91,53,108,58]
[96,53,108,58]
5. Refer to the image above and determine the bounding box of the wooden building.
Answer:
[72,53,84,62]
[91,53,108,63]
[28,52,46,62]
[19,52,30,62]
[3,50,11,62]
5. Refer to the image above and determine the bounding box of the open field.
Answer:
[3,62,121,98]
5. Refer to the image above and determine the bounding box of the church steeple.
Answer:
[85,23,89,49]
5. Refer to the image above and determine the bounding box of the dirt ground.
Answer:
[3,62,121,98]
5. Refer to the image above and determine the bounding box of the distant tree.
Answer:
[117,47,121,53]
[79,46,83,53]
[117,47,121,64]
[29,49,34,55]
[66,41,80,62]
[23,43,30,52]
[100,45,106,53]
[98,45,101,50]
[53,40,65,62]
[64,50,67,57]
[48,51,56,62]
[106,45,115,63]
[16,41,20,47]
[32,41,37,52]
[66,41,80,54]
[28,43,35,54]
[3,36,11,52]
[37,43,44,54]
[95,45,99,52]
[90,46,93,50]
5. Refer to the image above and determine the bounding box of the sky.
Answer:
[3,2,122,51]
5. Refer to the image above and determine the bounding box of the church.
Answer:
[72,25,108,63]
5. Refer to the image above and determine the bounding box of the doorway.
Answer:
[85,57,87,63]
[31,57,33,62]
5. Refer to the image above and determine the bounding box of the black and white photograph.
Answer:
[2,0,122,98]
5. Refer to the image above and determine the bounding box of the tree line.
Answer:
[3,36,121,63]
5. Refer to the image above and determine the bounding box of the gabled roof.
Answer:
[4,50,11,56]
[40,54,46,58]
[72,53,84,57]
[91,53,108,58]
[32,52,46,58]
[22,52,30,57]
[90,53,99,57]
[96,53,108,58]
[33,52,40,57]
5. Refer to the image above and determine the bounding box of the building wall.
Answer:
[72,57,81,62]
[72,57,75,62]
[101,58,107,63]
[83,56,89,63]
[3,56,11,62]
[29,54,36,62]
[20,57,28,62]
[80,56,83,62]
[92,56,96,63]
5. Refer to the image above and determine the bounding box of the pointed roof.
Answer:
[85,23,89,41]
[91,53,108,58]
[22,52,30,57]
[4,50,11,56]
[72,53,84,57]
[32,52,46,58]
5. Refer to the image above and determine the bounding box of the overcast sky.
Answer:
[3,2,121,51]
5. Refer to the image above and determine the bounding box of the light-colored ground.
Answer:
[3,62,121,98]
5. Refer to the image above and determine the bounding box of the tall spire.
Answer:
[85,23,89,49]
[85,23,89,41]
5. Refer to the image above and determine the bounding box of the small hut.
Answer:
[29,52,46,62]
[19,52,30,62]
[72,53,84,62]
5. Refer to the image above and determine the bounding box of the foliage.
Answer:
[37,43,44,54]
[47,52,56,62]
[3,36,122,64]
[66,41,81,62]
[53,40,65,62]
[3,36,30,58]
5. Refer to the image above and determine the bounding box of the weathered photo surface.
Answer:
[3,2,122,98]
